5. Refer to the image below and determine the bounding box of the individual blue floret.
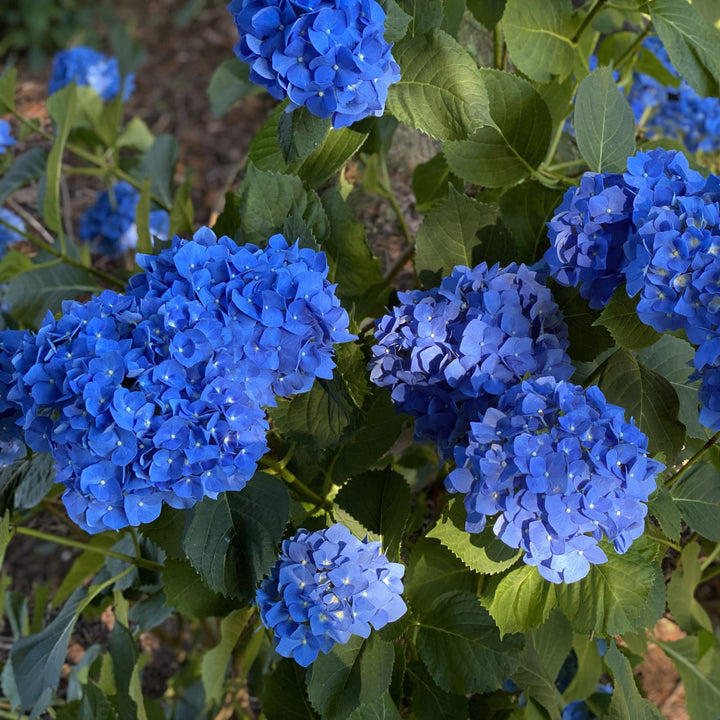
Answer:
[0,120,16,154]
[0,207,26,259]
[446,376,664,584]
[127,226,355,405]
[369,262,573,459]
[49,46,134,102]
[544,172,634,309]
[78,181,170,258]
[257,523,406,666]
[228,0,401,127]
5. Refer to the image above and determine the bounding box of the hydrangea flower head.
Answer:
[228,0,401,127]
[9,288,269,533]
[446,376,664,583]
[49,46,134,102]
[0,329,29,466]
[257,523,406,666]
[369,262,573,459]
[79,181,170,258]
[0,207,26,259]
[128,227,355,405]
[0,120,16,154]
[544,172,634,309]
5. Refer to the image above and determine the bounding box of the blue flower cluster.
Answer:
[629,37,720,155]
[228,0,400,128]
[0,120,16,154]
[49,46,134,102]
[257,523,406,666]
[79,181,170,258]
[544,172,634,309]
[562,684,612,720]
[2,227,354,532]
[446,376,664,583]
[369,262,573,459]
[0,207,26,259]
[0,330,28,466]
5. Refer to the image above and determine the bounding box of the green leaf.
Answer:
[141,505,189,560]
[201,609,251,705]
[78,683,118,720]
[480,564,557,636]
[0,68,17,112]
[498,182,564,265]
[386,28,492,141]
[563,634,604,703]
[467,0,507,30]
[117,117,155,151]
[263,659,319,720]
[670,462,720,541]
[247,103,287,173]
[139,134,178,208]
[182,473,290,601]
[412,153,463,213]
[207,58,262,118]
[239,166,329,246]
[603,642,663,720]
[427,498,520,576]
[307,634,395,720]
[13,453,55,510]
[278,108,331,164]
[334,469,410,561]
[654,636,720,720]
[0,249,35,284]
[161,558,237,618]
[134,178,152,255]
[0,147,47,205]
[293,127,368,189]
[4,253,99,329]
[636,335,704,440]
[44,84,77,233]
[594,289,661,350]
[445,69,552,187]
[405,661,468,720]
[574,66,636,173]
[0,512,13,569]
[395,0,444,36]
[502,0,575,83]
[416,591,523,695]
[667,542,713,634]
[169,176,194,237]
[108,619,139,720]
[650,0,720,97]
[404,538,478,616]
[595,349,685,463]
[647,483,682,543]
[414,186,496,280]
[554,539,658,636]
[347,693,402,720]
[381,0,412,42]
[511,643,563,720]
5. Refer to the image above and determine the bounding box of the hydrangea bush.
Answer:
[1,1,720,719]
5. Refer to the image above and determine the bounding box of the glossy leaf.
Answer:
[594,290,661,350]
[670,462,720,541]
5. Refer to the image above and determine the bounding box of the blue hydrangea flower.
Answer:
[0,207,26,259]
[544,172,634,309]
[562,683,613,720]
[257,523,406,666]
[49,46,135,102]
[0,330,29,467]
[446,376,664,584]
[8,288,270,533]
[0,120,16,154]
[128,226,355,405]
[369,263,573,459]
[78,181,170,258]
[228,0,401,127]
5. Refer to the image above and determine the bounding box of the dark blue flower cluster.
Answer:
[629,37,720,155]
[369,262,573,459]
[2,227,353,532]
[562,684,612,720]
[0,330,28,466]
[228,0,400,128]
[49,46,134,102]
[544,172,634,309]
[79,181,170,258]
[257,523,406,666]
[0,207,26,259]
[446,376,664,583]
[0,120,16,154]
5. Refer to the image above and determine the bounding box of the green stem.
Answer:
[645,527,680,552]
[700,542,720,571]
[13,526,164,572]
[664,430,720,488]
[376,153,414,247]
[615,26,651,72]
[701,562,720,583]
[493,23,504,70]
[381,240,416,291]
[571,0,610,44]
[260,456,333,510]
[546,159,589,172]
[0,216,125,290]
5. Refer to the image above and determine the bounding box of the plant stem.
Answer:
[493,23,504,70]
[645,526,680,552]
[571,0,610,44]
[664,430,720,488]
[382,240,416,290]
[701,562,720,583]
[615,26,651,72]
[546,159,589,172]
[701,542,720,571]
[260,456,333,510]
[376,154,414,247]
[13,526,164,572]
